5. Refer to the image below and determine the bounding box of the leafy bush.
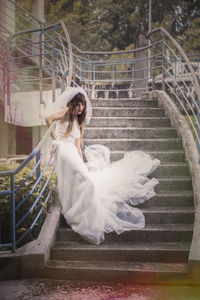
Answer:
[0,161,57,250]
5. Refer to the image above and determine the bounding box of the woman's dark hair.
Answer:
[60,93,87,140]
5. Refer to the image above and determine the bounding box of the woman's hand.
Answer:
[45,108,68,127]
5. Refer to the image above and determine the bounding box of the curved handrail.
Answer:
[0,121,56,252]
[72,43,151,55]
[6,19,73,102]
[147,27,200,101]
[0,121,56,177]
[60,20,73,87]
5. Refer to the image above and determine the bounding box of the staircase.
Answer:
[44,95,194,283]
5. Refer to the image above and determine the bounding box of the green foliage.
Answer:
[15,1,200,53]
[43,0,200,52]
[182,18,200,54]
[0,161,57,250]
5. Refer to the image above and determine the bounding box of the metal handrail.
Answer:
[147,27,200,150]
[147,27,200,100]
[0,122,56,252]
[5,20,73,103]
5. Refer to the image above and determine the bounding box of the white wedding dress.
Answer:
[54,119,160,245]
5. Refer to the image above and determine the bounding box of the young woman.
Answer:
[45,86,160,245]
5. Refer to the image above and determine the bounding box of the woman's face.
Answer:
[75,102,85,115]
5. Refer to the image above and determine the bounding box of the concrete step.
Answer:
[150,163,189,177]
[137,191,193,208]
[57,224,193,243]
[50,241,190,263]
[84,138,183,151]
[60,206,194,226]
[44,260,188,283]
[155,177,192,192]
[84,127,177,139]
[90,99,159,108]
[92,107,165,117]
[89,117,171,128]
[110,151,186,162]
[142,207,194,224]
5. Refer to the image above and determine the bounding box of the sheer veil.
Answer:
[55,87,92,125]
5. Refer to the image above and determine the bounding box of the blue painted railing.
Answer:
[5,20,73,104]
[0,122,56,252]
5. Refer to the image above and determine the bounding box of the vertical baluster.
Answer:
[11,174,16,252]
[3,46,6,104]
[52,28,56,102]
[162,40,166,91]
[152,43,156,91]
[0,215,1,245]
[6,37,11,105]
[80,59,82,83]
[93,62,95,84]
[36,150,41,180]
[39,30,44,104]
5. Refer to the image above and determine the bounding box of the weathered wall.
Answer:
[0,105,16,156]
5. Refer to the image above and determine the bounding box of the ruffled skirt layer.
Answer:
[55,142,160,244]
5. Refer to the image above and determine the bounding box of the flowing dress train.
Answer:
[54,119,160,245]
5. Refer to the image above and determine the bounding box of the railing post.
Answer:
[11,174,16,252]
[162,40,166,91]
[80,58,82,83]
[0,216,1,245]
[36,150,41,179]
[112,64,114,83]
[93,63,95,84]
[90,62,92,82]
[52,27,56,102]
[6,38,11,105]
[39,29,44,104]
[152,44,156,91]
[3,46,6,104]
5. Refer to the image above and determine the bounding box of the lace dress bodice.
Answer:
[55,120,80,143]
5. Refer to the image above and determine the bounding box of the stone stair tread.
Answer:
[90,98,143,101]
[91,117,170,119]
[52,241,190,251]
[110,150,186,160]
[59,224,193,232]
[86,127,175,130]
[141,207,194,213]
[103,157,188,166]
[93,107,164,110]
[157,176,191,180]
[111,150,184,153]
[158,162,188,166]
[46,259,188,273]
[84,138,181,141]
[155,191,193,196]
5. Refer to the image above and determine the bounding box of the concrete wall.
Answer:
[0,0,15,36]
[0,106,16,157]
[32,0,45,23]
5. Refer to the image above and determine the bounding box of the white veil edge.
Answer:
[54,87,92,125]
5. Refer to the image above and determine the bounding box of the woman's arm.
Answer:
[45,108,68,140]
[75,138,83,160]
